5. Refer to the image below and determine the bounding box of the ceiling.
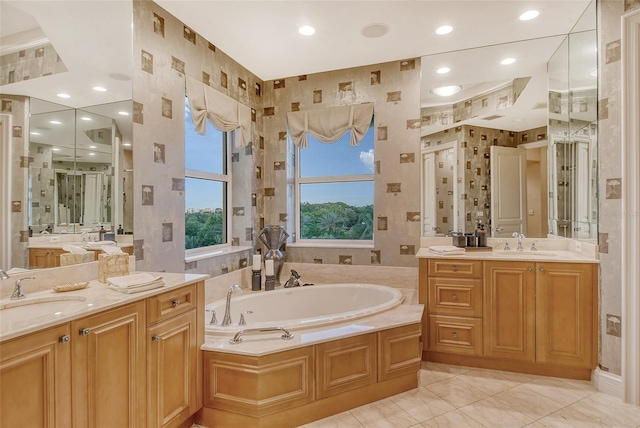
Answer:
[1,0,594,131]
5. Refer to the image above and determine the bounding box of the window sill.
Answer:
[185,245,252,263]
[287,241,374,249]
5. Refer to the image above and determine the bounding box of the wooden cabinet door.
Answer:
[147,310,197,428]
[483,261,535,361]
[536,263,594,368]
[71,301,146,428]
[0,324,72,428]
[29,248,64,268]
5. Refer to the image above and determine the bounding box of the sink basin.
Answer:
[0,295,89,325]
[493,250,559,258]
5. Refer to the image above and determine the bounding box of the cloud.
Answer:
[359,149,374,172]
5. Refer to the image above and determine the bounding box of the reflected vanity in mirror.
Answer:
[420,1,597,242]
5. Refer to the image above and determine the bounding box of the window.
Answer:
[185,97,232,252]
[296,126,374,243]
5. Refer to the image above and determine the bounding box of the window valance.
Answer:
[185,74,251,148]
[286,103,374,148]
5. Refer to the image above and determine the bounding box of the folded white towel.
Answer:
[428,245,466,255]
[108,281,164,294]
[107,273,163,289]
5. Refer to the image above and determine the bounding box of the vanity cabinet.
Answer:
[71,301,147,428]
[0,324,72,428]
[420,257,597,379]
[147,285,200,428]
[29,247,65,268]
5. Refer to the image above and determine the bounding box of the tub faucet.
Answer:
[221,284,242,326]
[1,269,9,280]
[11,277,36,300]
[284,270,301,288]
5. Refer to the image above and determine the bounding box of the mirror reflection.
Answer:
[28,98,133,236]
[420,2,597,241]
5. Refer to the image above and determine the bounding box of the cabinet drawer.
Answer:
[428,315,483,356]
[428,259,482,279]
[147,284,197,325]
[428,278,482,317]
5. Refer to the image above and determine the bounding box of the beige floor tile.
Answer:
[419,361,472,386]
[567,392,640,427]
[458,396,535,428]
[391,386,456,422]
[424,377,488,408]
[300,411,364,428]
[520,376,595,407]
[350,396,419,428]
[454,368,523,396]
[420,409,487,428]
[493,384,566,420]
[536,407,609,427]
[525,422,552,428]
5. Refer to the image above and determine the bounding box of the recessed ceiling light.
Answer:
[501,57,516,65]
[437,67,451,74]
[519,10,540,21]
[431,85,462,97]
[88,153,96,156]
[89,145,97,149]
[118,111,130,116]
[57,93,71,99]
[435,25,453,35]
[298,25,315,36]
[50,120,62,125]
[52,147,61,151]
[590,68,598,77]
[80,116,92,121]
[361,23,389,38]
[123,143,132,147]
[92,86,107,92]
[30,131,41,135]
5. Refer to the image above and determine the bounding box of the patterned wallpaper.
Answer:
[0,43,67,86]
[596,0,640,376]
[131,0,263,274]
[261,59,422,267]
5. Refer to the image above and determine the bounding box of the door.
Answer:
[422,152,437,236]
[148,310,197,428]
[72,301,146,428]
[0,324,72,428]
[483,261,536,361]
[536,263,594,368]
[490,146,527,237]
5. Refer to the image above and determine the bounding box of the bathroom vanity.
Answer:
[27,243,134,268]
[417,240,598,380]
[0,271,206,428]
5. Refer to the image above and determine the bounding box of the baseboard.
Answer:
[593,367,623,400]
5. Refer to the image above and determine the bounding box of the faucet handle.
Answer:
[206,309,217,325]
[239,311,253,326]
[530,240,540,251]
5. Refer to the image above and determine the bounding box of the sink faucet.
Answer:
[1,269,9,280]
[11,276,36,300]
[284,270,301,288]
[221,284,242,326]
[512,232,525,251]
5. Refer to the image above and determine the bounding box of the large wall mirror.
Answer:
[420,1,596,242]
[0,0,133,269]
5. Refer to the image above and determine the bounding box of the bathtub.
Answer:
[205,283,404,335]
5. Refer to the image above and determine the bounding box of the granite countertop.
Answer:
[201,304,424,357]
[0,272,208,342]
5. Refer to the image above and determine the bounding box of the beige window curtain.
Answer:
[286,103,374,148]
[185,74,251,148]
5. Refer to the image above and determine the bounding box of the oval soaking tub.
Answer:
[205,283,404,335]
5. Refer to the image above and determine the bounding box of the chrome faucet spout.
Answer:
[11,276,36,300]
[0,269,9,280]
[221,284,242,326]
[512,232,525,251]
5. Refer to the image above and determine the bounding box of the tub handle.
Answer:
[229,327,294,344]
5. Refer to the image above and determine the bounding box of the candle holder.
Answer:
[252,269,262,291]
[264,275,276,291]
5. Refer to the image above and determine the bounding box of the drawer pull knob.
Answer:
[172,300,180,307]
[452,266,458,272]
[539,267,545,273]
[528,267,533,272]
[79,328,90,336]
[152,335,161,342]
[452,332,458,339]
[59,335,70,343]
[451,294,458,301]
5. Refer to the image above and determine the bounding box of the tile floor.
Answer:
[194,361,640,428]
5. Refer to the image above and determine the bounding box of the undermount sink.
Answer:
[493,250,558,258]
[0,295,89,325]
